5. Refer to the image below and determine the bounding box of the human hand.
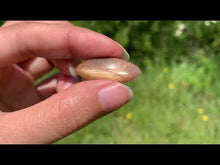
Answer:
[0,21,133,143]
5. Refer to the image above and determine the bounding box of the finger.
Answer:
[35,73,58,100]
[2,21,75,79]
[18,56,80,80]
[0,64,40,111]
[35,73,80,100]
[1,21,22,27]
[18,57,54,80]
[0,80,133,143]
[50,59,80,77]
[0,22,127,68]
[56,73,80,92]
[2,21,71,27]
[2,21,78,79]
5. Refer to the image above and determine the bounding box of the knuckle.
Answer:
[15,22,37,57]
[65,27,73,56]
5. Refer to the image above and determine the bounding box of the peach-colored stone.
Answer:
[75,58,141,83]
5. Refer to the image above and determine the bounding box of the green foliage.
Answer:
[0,21,5,26]
[72,21,220,69]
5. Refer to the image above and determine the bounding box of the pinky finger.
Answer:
[36,74,58,100]
[36,73,80,100]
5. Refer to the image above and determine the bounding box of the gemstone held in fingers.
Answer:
[75,58,141,83]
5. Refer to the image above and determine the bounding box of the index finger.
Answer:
[0,21,129,67]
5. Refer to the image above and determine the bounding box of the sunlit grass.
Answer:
[34,68,58,85]
[56,57,220,144]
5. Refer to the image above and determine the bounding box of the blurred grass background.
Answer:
[1,21,219,143]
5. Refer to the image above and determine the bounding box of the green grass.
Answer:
[55,56,220,144]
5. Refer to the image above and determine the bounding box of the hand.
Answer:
[0,21,133,143]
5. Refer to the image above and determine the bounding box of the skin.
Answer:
[0,21,132,143]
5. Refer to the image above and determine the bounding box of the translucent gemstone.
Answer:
[75,58,141,83]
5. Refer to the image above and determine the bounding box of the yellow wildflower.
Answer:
[168,83,175,89]
[163,67,169,74]
[125,113,132,120]
[198,108,204,114]
[202,115,209,122]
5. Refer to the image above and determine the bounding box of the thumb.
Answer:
[0,80,133,144]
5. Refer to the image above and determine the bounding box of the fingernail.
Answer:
[68,62,78,78]
[98,82,133,112]
[116,43,130,61]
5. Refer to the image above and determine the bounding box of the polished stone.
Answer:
[75,58,141,83]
